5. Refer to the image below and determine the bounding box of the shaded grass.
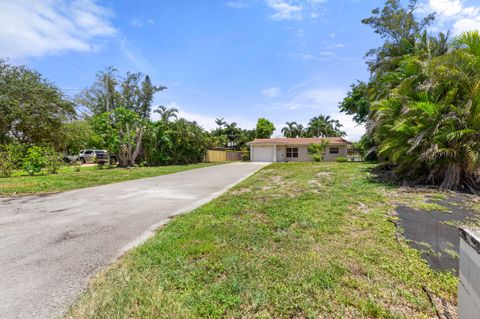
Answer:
[0,163,218,196]
[67,163,457,319]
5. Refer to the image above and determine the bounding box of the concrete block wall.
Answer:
[459,228,480,319]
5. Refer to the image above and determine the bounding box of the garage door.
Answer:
[252,145,274,162]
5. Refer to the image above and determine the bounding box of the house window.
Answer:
[329,147,339,154]
[286,148,298,158]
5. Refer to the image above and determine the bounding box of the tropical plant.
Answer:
[281,122,298,138]
[155,105,178,123]
[307,141,330,162]
[215,118,227,128]
[91,108,146,167]
[306,115,345,137]
[22,146,46,176]
[368,31,480,190]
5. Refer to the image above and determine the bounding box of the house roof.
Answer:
[248,137,352,146]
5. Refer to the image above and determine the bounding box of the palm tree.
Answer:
[370,30,480,190]
[307,115,345,137]
[215,118,227,128]
[294,123,305,137]
[155,105,178,123]
[452,30,480,56]
[281,121,297,138]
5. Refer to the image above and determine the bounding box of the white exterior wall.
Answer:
[324,146,348,162]
[251,144,349,162]
[274,145,348,162]
[459,228,480,319]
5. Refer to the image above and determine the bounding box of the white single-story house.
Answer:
[247,137,352,162]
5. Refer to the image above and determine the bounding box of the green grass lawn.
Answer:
[0,163,218,196]
[67,162,457,319]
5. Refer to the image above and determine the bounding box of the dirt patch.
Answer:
[231,188,251,195]
[395,194,479,274]
[316,172,333,177]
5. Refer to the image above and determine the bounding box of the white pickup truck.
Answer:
[78,149,116,165]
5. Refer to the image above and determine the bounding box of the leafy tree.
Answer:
[339,81,371,124]
[362,0,435,75]
[57,120,98,154]
[255,118,275,138]
[76,66,119,115]
[77,67,166,119]
[362,0,434,43]
[0,143,23,177]
[0,60,76,145]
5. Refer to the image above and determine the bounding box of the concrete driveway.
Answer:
[0,162,268,319]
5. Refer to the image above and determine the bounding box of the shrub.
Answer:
[0,144,23,177]
[241,153,250,161]
[308,141,329,161]
[23,146,46,176]
[336,157,348,162]
[44,148,63,174]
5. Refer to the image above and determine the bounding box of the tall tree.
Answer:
[369,31,480,190]
[362,0,435,76]
[91,108,146,167]
[77,67,166,119]
[0,60,76,145]
[255,118,275,138]
[339,81,371,124]
[281,122,298,138]
[306,115,345,137]
[215,118,227,128]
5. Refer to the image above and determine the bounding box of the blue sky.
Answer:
[1,0,480,140]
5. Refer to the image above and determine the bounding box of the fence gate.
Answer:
[206,150,243,162]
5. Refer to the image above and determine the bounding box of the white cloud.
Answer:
[422,0,480,34]
[265,0,326,21]
[262,87,282,97]
[329,112,365,142]
[226,0,249,9]
[453,18,480,34]
[267,0,303,20]
[265,85,346,111]
[130,17,155,27]
[261,81,364,141]
[0,0,115,59]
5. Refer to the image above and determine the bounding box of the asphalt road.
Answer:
[0,162,268,319]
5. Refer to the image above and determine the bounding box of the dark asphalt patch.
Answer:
[395,195,478,274]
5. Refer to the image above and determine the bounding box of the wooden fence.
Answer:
[206,150,243,162]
